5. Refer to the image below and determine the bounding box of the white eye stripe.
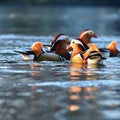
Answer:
[88,30,94,34]
[71,39,86,50]
[80,31,89,38]
[57,35,69,40]
[71,39,82,44]
[51,35,69,49]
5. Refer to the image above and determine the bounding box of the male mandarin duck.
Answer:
[15,33,71,61]
[78,29,118,58]
[31,33,71,61]
[31,42,65,61]
[79,29,120,58]
[67,39,105,64]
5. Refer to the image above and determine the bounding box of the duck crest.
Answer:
[51,33,68,46]
[51,33,69,50]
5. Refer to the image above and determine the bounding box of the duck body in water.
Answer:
[67,39,106,65]
[78,29,120,58]
[31,42,66,61]
[15,33,71,61]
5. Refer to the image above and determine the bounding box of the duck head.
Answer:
[107,41,119,57]
[50,33,71,60]
[67,39,91,63]
[79,29,97,44]
[31,42,46,60]
[67,39,86,57]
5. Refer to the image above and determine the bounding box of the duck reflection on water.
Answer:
[69,62,104,81]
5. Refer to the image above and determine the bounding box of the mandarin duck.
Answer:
[31,42,66,61]
[67,39,105,64]
[15,33,71,61]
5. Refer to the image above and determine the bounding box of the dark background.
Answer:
[0,0,120,6]
[0,0,120,36]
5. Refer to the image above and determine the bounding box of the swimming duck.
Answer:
[31,33,71,61]
[67,39,105,64]
[78,29,117,58]
[15,33,71,61]
[31,42,66,61]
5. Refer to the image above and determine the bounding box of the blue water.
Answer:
[0,6,120,120]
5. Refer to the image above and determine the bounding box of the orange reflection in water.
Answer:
[68,86,82,93]
[68,86,81,112]
[68,104,80,111]
[69,94,80,100]
[67,85,99,112]
[69,62,101,81]
[69,63,84,81]
[29,64,42,77]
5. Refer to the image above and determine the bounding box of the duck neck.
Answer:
[33,49,45,60]
[80,36,91,44]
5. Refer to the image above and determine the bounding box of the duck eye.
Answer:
[72,41,74,44]
[89,31,92,34]
[88,30,94,35]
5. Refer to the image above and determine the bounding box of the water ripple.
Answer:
[0,80,119,89]
[28,80,120,88]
